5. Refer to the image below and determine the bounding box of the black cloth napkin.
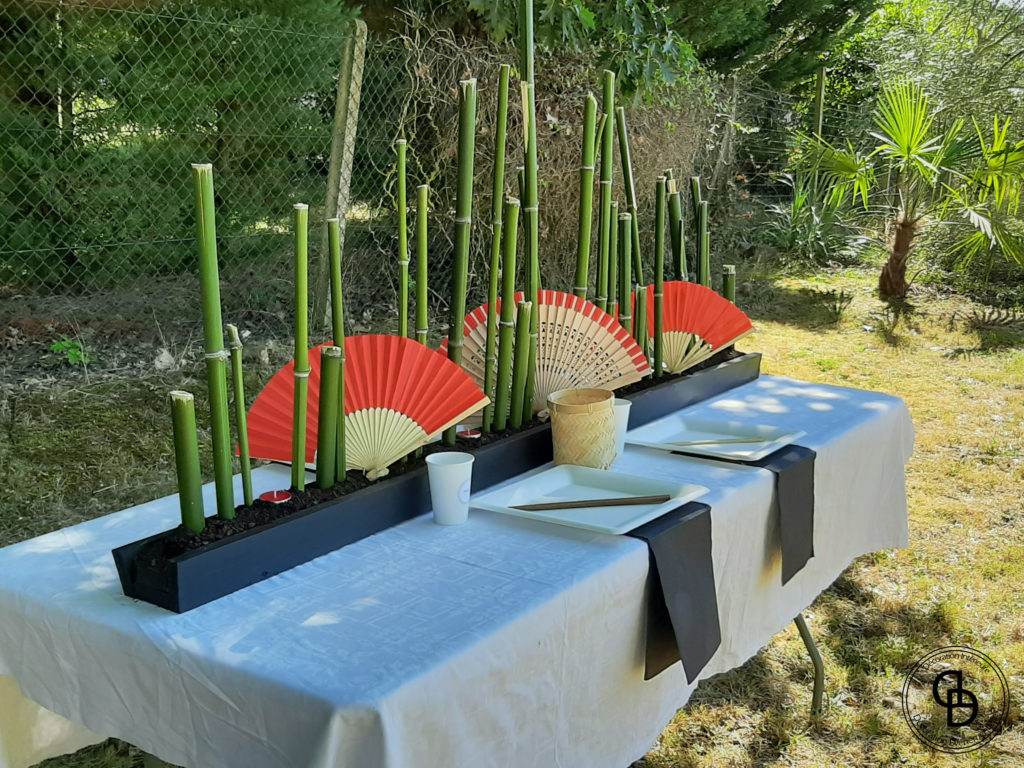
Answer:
[626,501,720,682]
[672,444,816,585]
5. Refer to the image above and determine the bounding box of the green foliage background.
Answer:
[1,0,356,289]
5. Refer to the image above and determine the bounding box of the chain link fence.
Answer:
[2,0,833,345]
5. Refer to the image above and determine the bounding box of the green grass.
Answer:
[3,262,1023,767]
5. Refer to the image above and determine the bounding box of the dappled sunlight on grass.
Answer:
[637,267,1023,767]
[4,266,1021,767]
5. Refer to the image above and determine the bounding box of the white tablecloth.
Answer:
[0,376,913,768]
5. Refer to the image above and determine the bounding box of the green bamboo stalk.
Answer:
[226,324,253,506]
[509,300,533,429]
[666,177,686,280]
[444,78,478,445]
[521,80,540,423]
[618,212,633,334]
[482,65,511,433]
[690,175,702,225]
[595,70,615,313]
[396,139,409,338]
[573,92,598,299]
[170,390,204,534]
[653,177,666,378]
[327,217,346,482]
[722,264,736,303]
[292,203,310,491]
[615,107,643,285]
[316,345,342,490]
[190,163,234,519]
[493,196,520,432]
[412,186,429,460]
[519,0,534,84]
[607,200,619,320]
[699,200,710,288]
[415,185,429,345]
[676,220,686,283]
[634,284,649,359]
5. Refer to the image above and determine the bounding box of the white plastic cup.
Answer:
[426,452,475,525]
[613,398,632,459]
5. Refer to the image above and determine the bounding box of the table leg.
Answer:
[793,612,823,716]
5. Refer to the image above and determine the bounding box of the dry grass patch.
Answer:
[3,265,1022,767]
[638,266,1023,767]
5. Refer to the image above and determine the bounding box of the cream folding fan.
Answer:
[247,335,489,478]
[645,281,753,373]
[442,290,651,413]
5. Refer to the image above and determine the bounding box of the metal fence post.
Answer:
[710,75,738,195]
[316,18,367,330]
[811,65,826,198]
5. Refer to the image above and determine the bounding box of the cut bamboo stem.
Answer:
[415,185,429,345]
[292,203,310,490]
[316,345,342,490]
[573,92,598,299]
[699,200,710,287]
[413,186,429,459]
[226,324,253,506]
[519,0,534,83]
[190,163,234,519]
[635,283,649,359]
[690,175,702,236]
[170,391,204,534]
[483,65,510,433]
[608,201,619,320]
[595,70,615,313]
[653,176,666,378]
[618,212,633,335]
[492,196,520,432]
[666,175,686,280]
[509,300,533,430]
[521,80,540,423]
[723,264,736,303]
[444,78,477,445]
[616,107,643,284]
[327,217,347,482]
[396,140,409,338]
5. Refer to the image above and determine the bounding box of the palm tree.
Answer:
[807,81,1024,299]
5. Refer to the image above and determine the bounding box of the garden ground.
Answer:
[2,259,1022,768]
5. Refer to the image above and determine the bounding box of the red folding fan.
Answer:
[645,281,753,373]
[442,289,651,413]
[247,335,489,478]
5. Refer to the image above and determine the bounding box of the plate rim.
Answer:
[470,465,709,534]
[625,420,807,461]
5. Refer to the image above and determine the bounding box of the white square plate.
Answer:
[471,465,708,535]
[626,415,805,461]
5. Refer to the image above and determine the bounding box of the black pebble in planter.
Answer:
[113,352,760,612]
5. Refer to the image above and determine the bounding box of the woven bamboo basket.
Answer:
[547,388,616,469]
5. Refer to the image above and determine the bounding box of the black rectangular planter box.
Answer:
[113,352,760,612]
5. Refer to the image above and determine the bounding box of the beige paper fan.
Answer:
[442,290,651,414]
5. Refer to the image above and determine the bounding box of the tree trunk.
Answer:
[879,216,916,300]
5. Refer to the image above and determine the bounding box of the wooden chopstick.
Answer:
[510,494,671,511]
[668,436,769,447]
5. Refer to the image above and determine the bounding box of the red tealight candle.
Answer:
[259,490,292,504]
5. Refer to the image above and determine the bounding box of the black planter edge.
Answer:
[113,351,761,613]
